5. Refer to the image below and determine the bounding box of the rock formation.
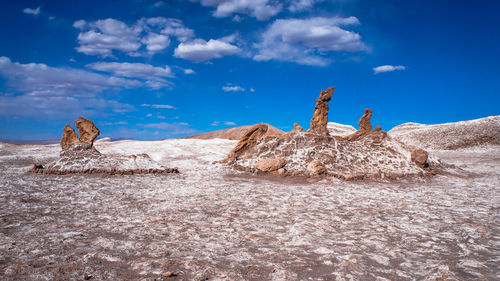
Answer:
[32,118,178,175]
[410,149,428,169]
[307,160,326,176]
[224,86,439,180]
[75,117,100,145]
[227,123,269,160]
[290,123,304,134]
[345,108,373,141]
[60,125,79,149]
[255,158,286,172]
[309,87,335,135]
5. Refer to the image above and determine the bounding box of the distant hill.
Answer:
[0,139,59,145]
[327,122,357,137]
[388,116,500,150]
[185,123,285,140]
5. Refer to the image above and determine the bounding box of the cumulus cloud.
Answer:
[174,38,241,62]
[373,65,406,74]
[193,0,282,21]
[184,68,195,74]
[74,17,194,57]
[222,85,245,92]
[0,56,147,118]
[253,16,366,66]
[23,6,41,15]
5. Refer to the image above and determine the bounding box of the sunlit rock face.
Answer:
[226,86,437,180]
[75,117,100,146]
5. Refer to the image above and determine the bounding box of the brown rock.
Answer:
[345,108,373,141]
[307,160,327,176]
[75,117,100,145]
[255,158,286,172]
[411,149,428,169]
[309,86,335,135]
[60,125,79,149]
[227,123,268,160]
[368,125,388,143]
[290,123,304,134]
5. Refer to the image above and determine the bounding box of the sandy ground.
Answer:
[0,139,499,280]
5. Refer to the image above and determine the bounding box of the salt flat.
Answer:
[0,139,499,280]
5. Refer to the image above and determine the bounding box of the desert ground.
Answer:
[1,123,499,280]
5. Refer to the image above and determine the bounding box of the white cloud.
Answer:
[211,121,220,126]
[222,85,245,92]
[153,1,165,7]
[87,62,174,89]
[141,104,177,109]
[23,6,41,15]
[250,88,255,92]
[184,68,195,74]
[0,56,145,118]
[194,0,282,21]
[74,17,194,57]
[224,121,237,126]
[174,38,241,62]
[373,65,406,74]
[288,0,322,12]
[253,16,366,66]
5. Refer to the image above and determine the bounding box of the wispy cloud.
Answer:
[224,121,237,126]
[373,65,406,74]
[141,104,177,109]
[23,6,41,15]
[87,62,174,89]
[222,84,245,92]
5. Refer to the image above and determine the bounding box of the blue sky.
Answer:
[1,0,499,140]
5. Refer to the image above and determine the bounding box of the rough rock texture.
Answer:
[290,123,304,134]
[345,109,373,141]
[226,87,436,179]
[307,160,327,176]
[75,117,100,145]
[411,149,429,169]
[309,87,335,135]
[60,125,79,149]
[232,130,433,179]
[255,158,286,172]
[186,123,284,140]
[327,122,356,137]
[389,116,500,150]
[227,123,269,160]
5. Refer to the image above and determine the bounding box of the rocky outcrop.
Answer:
[411,149,428,169]
[60,125,79,149]
[224,86,439,179]
[227,123,269,160]
[307,160,326,176]
[75,117,100,145]
[309,87,335,135]
[255,158,286,172]
[31,118,178,175]
[345,109,373,141]
[185,123,285,140]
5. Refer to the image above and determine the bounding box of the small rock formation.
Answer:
[309,87,335,135]
[368,125,388,143]
[290,123,304,134]
[411,149,428,169]
[345,108,373,141]
[31,118,178,175]
[75,117,100,145]
[227,123,269,160]
[307,160,326,176]
[60,125,79,149]
[255,158,286,172]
